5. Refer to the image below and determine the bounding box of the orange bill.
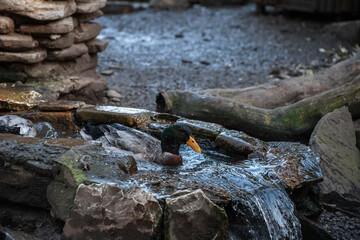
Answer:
[186,136,202,153]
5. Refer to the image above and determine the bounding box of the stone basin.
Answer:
[0,104,323,239]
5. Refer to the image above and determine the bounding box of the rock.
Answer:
[150,0,190,9]
[296,214,334,240]
[106,90,122,99]
[0,87,44,110]
[215,131,258,156]
[0,227,40,240]
[76,0,107,14]
[63,184,162,240]
[0,0,77,21]
[74,22,102,43]
[19,17,76,34]
[47,43,88,61]
[101,69,114,76]
[38,32,75,49]
[310,106,360,198]
[0,48,47,64]
[38,100,86,112]
[0,16,14,34]
[164,189,228,240]
[0,115,36,137]
[86,38,108,53]
[0,33,39,51]
[0,65,28,83]
[76,10,104,24]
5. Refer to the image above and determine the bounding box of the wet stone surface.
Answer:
[96,3,358,110]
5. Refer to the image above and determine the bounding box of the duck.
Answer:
[83,123,201,166]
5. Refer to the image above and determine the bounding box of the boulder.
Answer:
[47,43,88,61]
[0,48,47,64]
[76,10,104,24]
[0,16,14,34]
[63,184,162,240]
[76,0,107,14]
[86,38,108,53]
[0,33,39,51]
[38,32,75,49]
[74,22,102,43]
[0,0,77,21]
[164,189,228,240]
[310,106,360,198]
[19,17,76,34]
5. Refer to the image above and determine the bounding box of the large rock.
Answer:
[164,189,228,240]
[76,0,107,14]
[0,33,38,51]
[63,184,162,240]
[19,17,76,34]
[0,16,14,34]
[38,32,75,49]
[0,48,47,64]
[74,23,102,43]
[0,0,77,21]
[47,43,88,61]
[310,106,360,198]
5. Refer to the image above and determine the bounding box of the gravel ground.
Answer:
[96,3,357,109]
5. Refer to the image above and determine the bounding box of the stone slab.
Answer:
[38,100,86,111]
[47,43,88,61]
[0,0,77,21]
[0,33,38,51]
[310,106,360,198]
[19,17,75,34]
[76,0,107,14]
[76,10,104,24]
[0,16,14,34]
[74,23,102,43]
[86,39,108,53]
[37,32,75,49]
[0,48,47,64]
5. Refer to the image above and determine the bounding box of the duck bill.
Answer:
[186,136,202,153]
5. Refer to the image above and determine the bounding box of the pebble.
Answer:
[101,69,114,76]
[106,89,122,98]
[111,97,121,102]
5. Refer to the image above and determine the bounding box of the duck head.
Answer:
[160,124,202,155]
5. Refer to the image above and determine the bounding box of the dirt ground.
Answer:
[96,2,358,110]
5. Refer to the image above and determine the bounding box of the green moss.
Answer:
[58,152,88,186]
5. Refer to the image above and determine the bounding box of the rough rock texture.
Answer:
[0,0,77,21]
[0,33,38,50]
[86,39,108,53]
[63,184,162,240]
[74,23,102,43]
[164,189,228,240]
[0,48,47,64]
[76,0,107,14]
[38,32,75,49]
[310,107,360,198]
[0,16,14,34]
[19,17,76,34]
[47,43,88,61]
[76,10,104,23]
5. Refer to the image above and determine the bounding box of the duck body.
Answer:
[84,123,201,166]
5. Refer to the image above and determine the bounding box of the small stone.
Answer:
[0,33,38,51]
[74,23,102,43]
[106,89,121,98]
[0,16,14,34]
[19,17,76,34]
[76,0,107,14]
[47,43,88,61]
[111,97,121,102]
[38,100,86,111]
[38,32,75,49]
[101,69,113,76]
[86,39,108,53]
[0,48,47,64]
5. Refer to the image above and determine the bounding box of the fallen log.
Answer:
[157,76,360,141]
